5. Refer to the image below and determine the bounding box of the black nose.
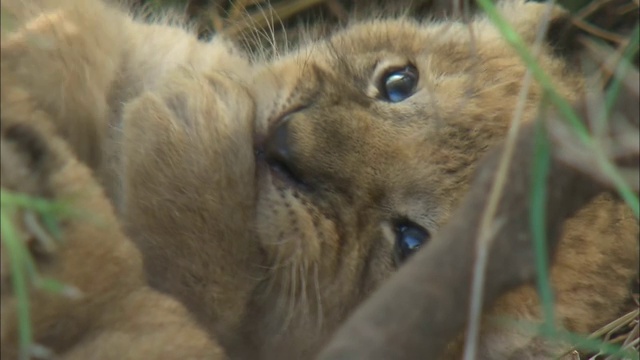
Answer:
[264,117,306,187]
[265,117,292,165]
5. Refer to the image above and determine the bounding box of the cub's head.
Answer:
[247,1,583,356]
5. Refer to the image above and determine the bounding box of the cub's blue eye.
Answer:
[381,65,418,103]
[395,221,430,263]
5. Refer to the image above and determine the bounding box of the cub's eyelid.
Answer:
[268,104,309,125]
[393,218,426,232]
[366,68,407,99]
[367,57,414,98]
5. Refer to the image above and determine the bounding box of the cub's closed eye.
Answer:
[380,65,419,103]
[394,220,430,263]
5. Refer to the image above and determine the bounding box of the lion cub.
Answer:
[1,0,638,359]
[248,2,638,358]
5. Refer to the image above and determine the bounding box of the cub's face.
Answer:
[247,1,581,354]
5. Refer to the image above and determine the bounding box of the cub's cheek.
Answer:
[253,186,340,267]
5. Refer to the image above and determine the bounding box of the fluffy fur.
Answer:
[0,88,225,358]
[0,0,637,359]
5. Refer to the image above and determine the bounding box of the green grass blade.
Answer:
[0,207,33,360]
[604,23,639,118]
[476,0,589,142]
[0,190,72,216]
[531,109,556,334]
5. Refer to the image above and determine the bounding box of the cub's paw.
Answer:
[0,114,72,283]
[0,114,82,358]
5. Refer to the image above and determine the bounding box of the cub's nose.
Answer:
[264,117,307,187]
[265,117,292,166]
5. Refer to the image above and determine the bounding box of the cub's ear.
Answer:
[497,1,583,59]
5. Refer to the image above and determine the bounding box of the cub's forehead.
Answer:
[292,0,556,68]
[298,18,480,75]
[327,19,429,55]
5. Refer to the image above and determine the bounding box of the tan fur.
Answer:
[0,88,225,359]
[1,0,637,359]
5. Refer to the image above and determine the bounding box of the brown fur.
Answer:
[249,4,638,358]
[0,0,637,359]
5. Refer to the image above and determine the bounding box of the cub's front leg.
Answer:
[0,89,226,359]
[119,67,263,350]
